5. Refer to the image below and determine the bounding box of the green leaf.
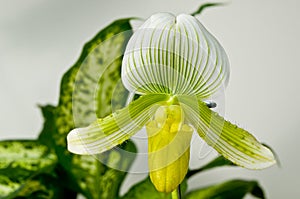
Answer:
[38,18,138,199]
[54,17,133,148]
[121,177,187,199]
[187,156,235,178]
[185,179,265,199]
[38,105,57,148]
[12,174,77,199]
[0,140,57,199]
[68,18,134,126]
[191,2,226,16]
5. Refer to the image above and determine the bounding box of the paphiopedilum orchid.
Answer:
[67,13,276,193]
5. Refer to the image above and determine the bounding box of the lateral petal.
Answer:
[179,95,276,169]
[67,94,170,155]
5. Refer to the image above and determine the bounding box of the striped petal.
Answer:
[67,94,170,155]
[178,95,276,169]
[122,13,229,99]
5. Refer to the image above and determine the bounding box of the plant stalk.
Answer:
[171,185,181,199]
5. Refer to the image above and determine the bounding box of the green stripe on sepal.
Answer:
[67,94,170,155]
[179,95,276,169]
[121,13,229,98]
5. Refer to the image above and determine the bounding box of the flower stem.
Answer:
[171,185,181,199]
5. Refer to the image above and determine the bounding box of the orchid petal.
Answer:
[67,94,170,155]
[179,95,276,169]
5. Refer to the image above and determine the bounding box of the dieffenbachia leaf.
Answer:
[38,18,138,199]
[0,140,57,199]
[38,105,57,149]
[187,156,235,178]
[11,174,77,199]
[120,177,187,199]
[185,179,265,199]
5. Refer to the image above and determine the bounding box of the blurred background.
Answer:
[1,0,299,198]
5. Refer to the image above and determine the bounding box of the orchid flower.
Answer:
[67,13,276,193]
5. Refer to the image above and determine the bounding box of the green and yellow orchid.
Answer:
[67,13,276,193]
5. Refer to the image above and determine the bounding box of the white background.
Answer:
[1,0,299,198]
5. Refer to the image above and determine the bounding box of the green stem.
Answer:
[171,185,181,199]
